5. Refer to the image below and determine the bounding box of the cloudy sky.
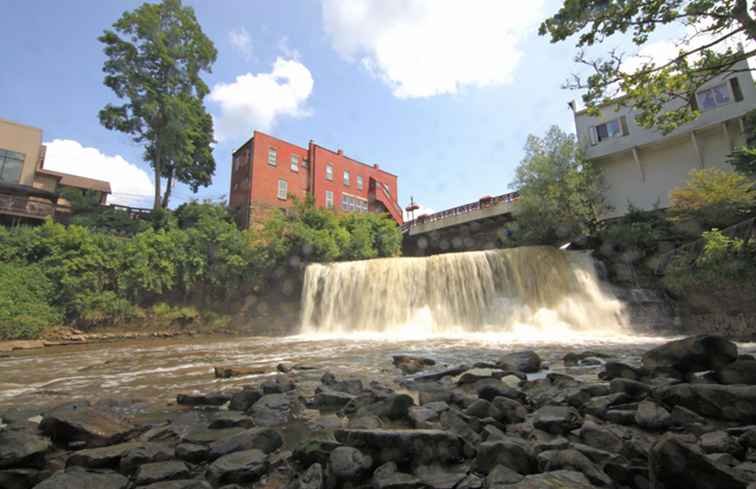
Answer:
[2,1,689,211]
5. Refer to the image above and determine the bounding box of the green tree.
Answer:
[729,109,756,178]
[98,0,218,210]
[509,126,609,244]
[540,1,756,133]
[669,167,756,227]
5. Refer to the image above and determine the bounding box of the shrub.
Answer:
[73,291,142,328]
[600,203,673,251]
[669,168,756,228]
[0,262,62,339]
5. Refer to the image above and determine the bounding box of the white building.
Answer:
[573,58,756,218]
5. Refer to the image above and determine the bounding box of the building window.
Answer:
[325,190,334,208]
[0,149,24,184]
[343,170,350,186]
[697,82,731,111]
[357,175,363,191]
[277,179,288,200]
[290,155,299,172]
[302,159,309,168]
[590,116,628,145]
[268,147,277,166]
[326,163,333,181]
[342,194,368,213]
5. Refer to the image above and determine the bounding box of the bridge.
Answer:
[401,192,519,255]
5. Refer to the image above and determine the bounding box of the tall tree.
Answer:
[509,126,609,244]
[98,0,218,209]
[540,1,755,134]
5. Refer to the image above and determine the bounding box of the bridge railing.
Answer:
[401,191,519,232]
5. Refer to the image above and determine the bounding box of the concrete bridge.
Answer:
[401,192,519,255]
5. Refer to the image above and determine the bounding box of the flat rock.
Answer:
[329,446,372,481]
[392,355,436,374]
[717,360,756,385]
[0,468,47,489]
[486,464,524,487]
[413,463,469,489]
[503,469,599,488]
[138,481,212,489]
[373,462,424,489]
[532,405,583,435]
[228,389,262,412]
[175,443,208,464]
[599,361,642,381]
[39,403,136,448]
[654,383,756,422]
[32,469,130,489]
[335,429,464,466]
[207,412,255,429]
[643,335,738,374]
[250,394,293,427]
[206,449,268,486]
[635,400,672,430]
[176,392,231,406]
[208,428,282,460]
[0,430,50,468]
[135,461,190,485]
[65,441,142,469]
[473,438,535,475]
[182,427,246,446]
[214,366,268,379]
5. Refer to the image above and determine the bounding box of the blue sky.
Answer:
[0,1,673,214]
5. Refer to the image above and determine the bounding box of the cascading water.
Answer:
[300,246,629,338]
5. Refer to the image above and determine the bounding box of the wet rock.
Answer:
[708,453,741,466]
[412,365,470,382]
[577,420,624,453]
[497,351,542,373]
[176,392,231,406]
[735,462,756,481]
[287,462,323,489]
[250,394,294,427]
[208,428,282,459]
[214,366,268,379]
[228,389,262,412]
[537,449,612,487]
[473,438,535,475]
[565,384,611,408]
[134,461,190,485]
[598,361,642,381]
[206,449,268,486]
[609,378,651,399]
[413,463,469,489]
[32,469,130,489]
[65,441,142,469]
[182,427,246,445]
[311,389,354,409]
[348,416,383,430]
[292,439,341,467]
[392,355,436,374]
[671,405,708,427]
[454,369,508,385]
[502,469,599,488]
[456,473,484,489]
[474,379,524,402]
[651,434,749,489]
[486,464,524,487]
[0,430,50,468]
[716,360,756,385]
[635,399,672,430]
[643,335,738,374]
[320,374,363,395]
[532,405,583,435]
[356,393,414,420]
[39,403,136,448]
[489,396,527,424]
[440,409,481,448]
[464,399,491,418]
[523,373,582,407]
[409,402,448,429]
[564,351,611,367]
[373,462,424,489]
[603,409,637,426]
[0,468,46,489]
[308,414,344,431]
[261,376,296,395]
[139,481,212,489]
[654,383,756,422]
[175,443,208,464]
[329,446,372,481]
[572,443,622,466]
[207,412,255,430]
[335,429,464,466]
[700,431,745,458]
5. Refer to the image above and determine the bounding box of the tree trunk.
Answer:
[153,147,162,211]
[161,168,174,209]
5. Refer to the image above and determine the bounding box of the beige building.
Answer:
[0,118,111,224]
[573,58,756,218]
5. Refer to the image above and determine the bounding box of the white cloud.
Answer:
[44,139,153,206]
[229,28,253,60]
[321,0,545,98]
[277,36,301,60]
[209,57,314,141]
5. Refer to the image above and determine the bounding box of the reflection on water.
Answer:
[0,333,670,416]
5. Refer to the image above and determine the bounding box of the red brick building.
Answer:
[229,131,403,227]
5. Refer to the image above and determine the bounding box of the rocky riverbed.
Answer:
[3,334,756,488]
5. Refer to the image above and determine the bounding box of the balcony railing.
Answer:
[402,191,519,232]
[0,193,56,220]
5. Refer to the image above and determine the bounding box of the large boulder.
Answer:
[176,392,231,406]
[532,405,583,435]
[228,389,262,412]
[206,449,268,486]
[486,464,524,487]
[643,335,738,374]
[497,351,542,373]
[716,360,756,385]
[536,449,613,487]
[355,394,414,420]
[120,443,174,474]
[653,384,756,422]
[651,435,749,489]
[635,400,672,430]
[39,403,136,448]
[32,469,130,489]
[598,362,642,381]
[134,461,190,486]
[249,394,294,427]
[473,438,535,475]
[65,441,143,469]
[207,428,282,460]
[334,429,464,466]
[489,397,527,424]
[700,431,745,458]
[329,446,373,481]
[0,430,50,468]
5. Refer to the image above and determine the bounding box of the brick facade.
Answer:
[229,131,402,228]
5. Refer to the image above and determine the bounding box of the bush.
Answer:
[600,203,673,251]
[669,168,756,228]
[0,263,62,339]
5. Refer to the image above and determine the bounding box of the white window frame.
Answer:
[290,154,299,172]
[325,190,334,208]
[326,163,334,181]
[697,82,732,111]
[277,179,288,200]
[589,116,628,145]
[268,147,277,166]
[343,170,350,186]
[356,175,363,191]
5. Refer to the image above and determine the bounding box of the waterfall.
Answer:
[299,246,628,337]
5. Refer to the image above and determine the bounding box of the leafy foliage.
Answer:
[729,109,756,178]
[98,0,217,209]
[600,203,674,250]
[669,168,756,227]
[0,262,62,340]
[540,0,756,133]
[507,126,609,244]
